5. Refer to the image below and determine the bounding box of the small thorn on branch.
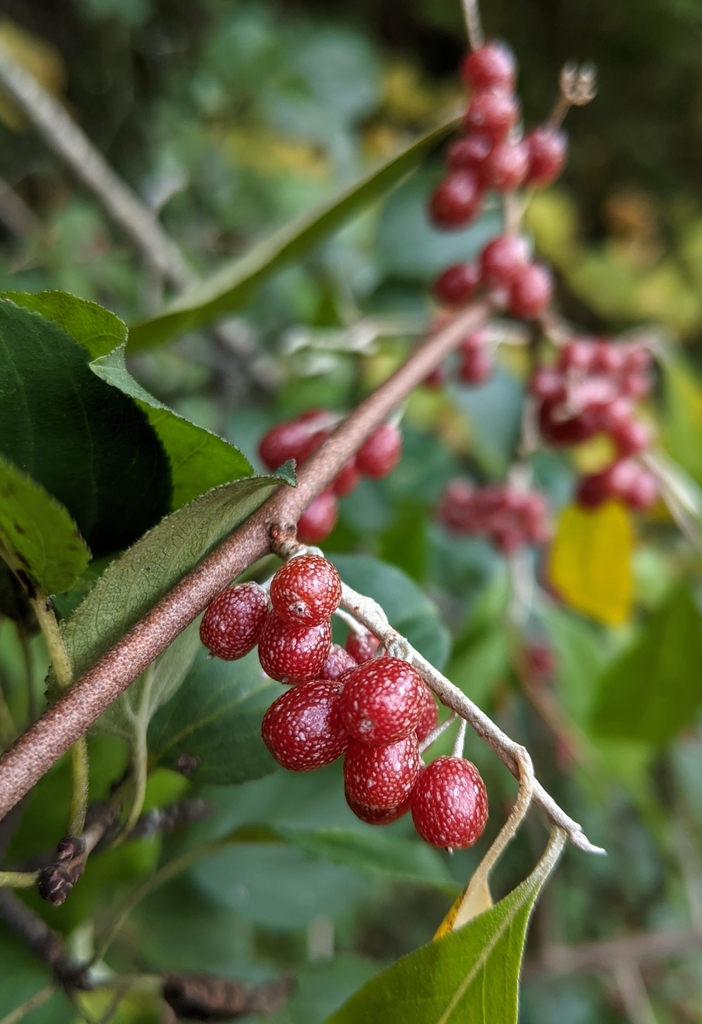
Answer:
[548,61,598,130]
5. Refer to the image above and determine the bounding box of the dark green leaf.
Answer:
[4,288,127,357]
[128,115,460,350]
[328,554,451,669]
[590,585,702,743]
[449,367,524,477]
[0,924,74,1024]
[148,647,280,783]
[0,455,90,595]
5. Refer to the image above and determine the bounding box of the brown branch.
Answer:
[0,889,89,989]
[0,300,491,821]
[526,927,702,977]
[162,973,294,1022]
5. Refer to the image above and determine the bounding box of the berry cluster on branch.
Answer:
[439,479,550,553]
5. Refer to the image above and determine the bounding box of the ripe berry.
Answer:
[319,644,358,681]
[509,262,553,318]
[610,416,650,458]
[411,756,488,849]
[258,413,329,470]
[262,680,348,771]
[459,342,494,385]
[258,611,332,683]
[333,458,360,497]
[345,629,381,663]
[345,792,411,825]
[621,372,651,399]
[341,657,425,746]
[434,263,481,306]
[429,171,483,229]
[539,398,599,446]
[483,140,529,192]
[557,339,595,374]
[464,90,520,144]
[480,234,530,287]
[356,423,402,479]
[416,687,439,742]
[270,554,342,627]
[461,41,517,92]
[344,735,421,809]
[525,127,567,187]
[297,491,338,544]
[626,468,658,510]
[200,582,268,661]
[529,367,566,401]
[575,472,611,509]
[446,134,493,175]
[590,340,625,376]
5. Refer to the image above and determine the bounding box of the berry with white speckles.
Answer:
[270,554,342,626]
[261,680,348,771]
[318,644,358,681]
[199,582,268,661]
[340,657,425,746]
[411,756,488,849]
[345,629,381,664]
[343,735,421,809]
[416,687,439,742]
[258,611,332,683]
[345,792,411,825]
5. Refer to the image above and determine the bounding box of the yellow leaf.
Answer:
[548,501,633,626]
[434,872,493,939]
[0,20,65,132]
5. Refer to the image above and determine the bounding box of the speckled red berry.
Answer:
[480,234,530,287]
[483,140,529,192]
[411,756,488,849]
[345,792,411,825]
[356,423,402,479]
[434,263,481,306]
[262,680,348,771]
[258,413,330,470]
[270,554,341,627]
[258,611,332,683]
[416,687,439,742]
[461,41,517,92]
[341,657,425,746]
[200,582,268,661]
[446,134,492,175]
[509,262,553,318]
[345,629,381,663]
[429,171,483,229]
[319,643,358,681]
[344,735,421,809]
[525,127,567,187]
[464,90,519,144]
[297,491,338,544]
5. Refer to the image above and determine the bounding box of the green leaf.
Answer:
[590,584,702,743]
[148,647,280,783]
[661,355,702,486]
[5,291,253,511]
[0,296,171,556]
[59,473,291,682]
[0,455,90,595]
[328,554,451,669]
[449,367,524,477]
[322,829,565,1024]
[128,114,460,350]
[447,627,509,709]
[0,923,74,1024]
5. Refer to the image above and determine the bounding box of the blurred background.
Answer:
[2,1,702,1022]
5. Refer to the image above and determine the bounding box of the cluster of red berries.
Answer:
[258,412,403,543]
[200,553,489,850]
[529,337,658,511]
[429,42,567,234]
[438,479,550,553]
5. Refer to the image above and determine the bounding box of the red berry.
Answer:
[356,423,402,479]
[297,491,338,544]
[622,344,651,373]
[341,657,425,746]
[346,792,411,825]
[446,134,493,175]
[258,611,332,683]
[590,340,625,376]
[424,365,447,389]
[483,140,529,191]
[344,735,421,809]
[411,756,488,849]
[459,343,494,385]
[258,414,329,470]
[539,399,599,446]
[610,416,650,458]
[461,41,517,92]
[509,262,553,318]
[525,127,567,187]
[319,643,358,681]
[464,90,519,144]
[621,372,651,399]
[557,339,595,373]
[429,171,483,229]
[576,471,612,509]
[333,457,360,497]
[529,368,566,401]
[434,263,481,306]
[480,235,530,287]
[416,687,439,742]
[200,582,268,660]
[626,468,658,511]
[262,680,348,771]
[270,554,342,626]
[345,629,381,663]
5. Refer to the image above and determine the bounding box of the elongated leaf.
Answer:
[129,114,460,350]
[323,829,565,1024]
[0,455,90,595]
[5,291,252,510]
[329,554,451,669]
[591,584,702,744]
[60,472,292,681]
[147,648,280,783]
[661,355,702,487]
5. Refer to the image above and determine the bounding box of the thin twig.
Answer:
[461,0,484,50]
[612,962,659,1024]
[0,985,55,1024]
[547,61,597,131]
[0,871,38,888]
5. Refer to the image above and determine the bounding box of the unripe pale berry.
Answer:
[319,644,358,681]
[416,687,439,742]
[411,756,488,849]
[344,735,421,809]
[258,611,332,683]
[356,423,402,479]
[525,127,568,187]
[345,792,411,825]
[464,90,520,144]
[461,41,517,92]
[262,680,348,771]
[429,171,483,229]
[345,629,381,663]
[297,491,338,544]
[341,657,425,746]
[270,554,342,626]
[200,582,268,661]
[446,134,492,175]
[483,140,529,192]
[434,263,481,306]
[508,262,553,318]
[480,234,530,287]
